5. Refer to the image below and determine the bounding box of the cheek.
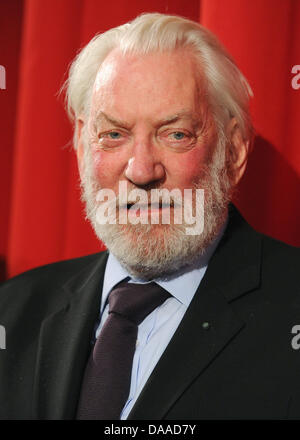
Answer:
[91,148,126,190]
[167,148,209,187]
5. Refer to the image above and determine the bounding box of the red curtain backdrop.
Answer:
[0,0,299,281]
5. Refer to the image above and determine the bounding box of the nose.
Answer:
[125,140,165,186]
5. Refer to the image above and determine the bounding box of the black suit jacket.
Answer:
[0,207,299,419]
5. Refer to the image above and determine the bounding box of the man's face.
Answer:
[78,49,232,279]
[87,48,217,206]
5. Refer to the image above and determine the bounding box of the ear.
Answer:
[225,117,250,185]
[75,117,85,180]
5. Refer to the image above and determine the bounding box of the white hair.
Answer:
[65,12,253,148]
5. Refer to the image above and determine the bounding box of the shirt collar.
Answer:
[101,217,228,311]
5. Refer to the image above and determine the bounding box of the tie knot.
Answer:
[108,281,170,325]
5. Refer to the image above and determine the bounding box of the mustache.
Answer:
[95,187,186,209]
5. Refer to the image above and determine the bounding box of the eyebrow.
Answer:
[157,111,199,126]
[95,110,201,128]
[95,111,132,129]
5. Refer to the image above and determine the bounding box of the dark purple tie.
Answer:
[76,280,170,420]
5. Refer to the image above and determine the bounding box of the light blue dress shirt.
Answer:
[96,221,227,419]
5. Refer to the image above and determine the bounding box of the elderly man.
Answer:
[0,13,299,420]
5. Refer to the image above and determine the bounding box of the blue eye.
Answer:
[108,131,121,139]
[172,132,185,140]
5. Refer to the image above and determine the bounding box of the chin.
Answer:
[91,219,220,281]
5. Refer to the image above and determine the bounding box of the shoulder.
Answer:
[229,205,299,279]
[255,234,300,309]
[261,232,299,260]
[260,233,299,281]
[0,252,107,314]
[0,252,106,289]
[260,234,300,267]
[220,206,300,306]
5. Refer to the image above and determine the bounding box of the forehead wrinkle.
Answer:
[90,50,210,130]
[94,110,132,129]
[93,109,204,131]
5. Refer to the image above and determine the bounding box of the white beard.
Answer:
[80,134,233,280]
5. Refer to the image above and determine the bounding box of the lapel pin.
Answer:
[202,322,210,330]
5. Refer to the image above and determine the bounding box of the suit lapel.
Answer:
[128,285,245,419]
[128,207,262,419]
[32,252,108,419]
